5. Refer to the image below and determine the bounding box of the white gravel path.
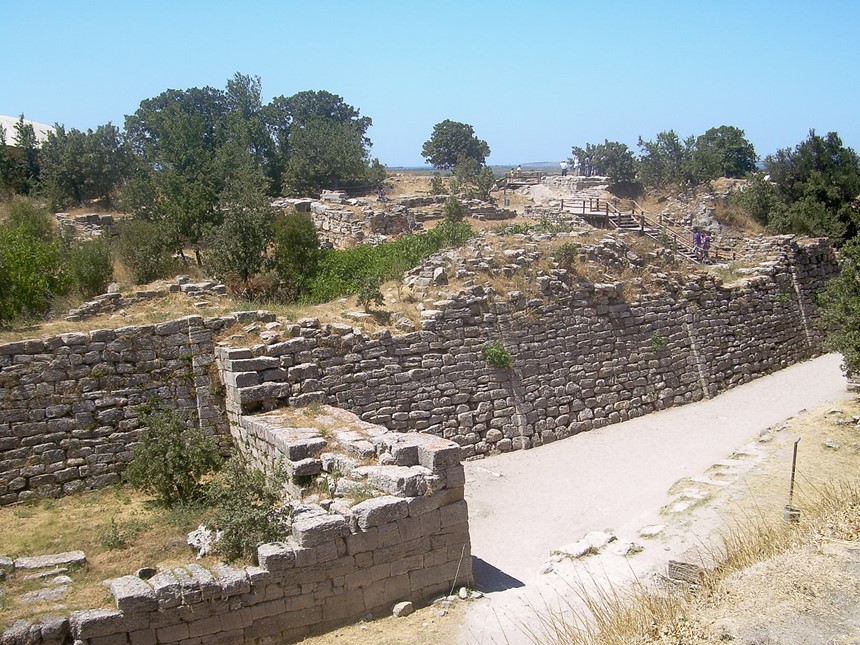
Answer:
[458,353,852,644]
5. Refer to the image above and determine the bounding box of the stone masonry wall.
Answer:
[217,237,837,458]
[0,312,272,505]
[2,411,471,645]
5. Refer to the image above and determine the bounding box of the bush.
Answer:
[555,242,580,269]
[115,219,176,284]
[356,276,384,311]
[126,406,221,507]
[0,224,66,324]
[207,458,289,562]
[481,340,513,368]
[430,174,446,195]
[64,236,113,298]
[271,212,321,300]
[442,196,466,224]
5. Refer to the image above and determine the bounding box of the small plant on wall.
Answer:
[650,331,669,352]
[481,340,513,368]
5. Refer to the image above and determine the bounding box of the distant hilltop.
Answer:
[0,115,54,144]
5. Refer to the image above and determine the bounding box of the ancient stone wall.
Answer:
[0,313,271,505]
[217,237,837,458]
[2,410,471,645]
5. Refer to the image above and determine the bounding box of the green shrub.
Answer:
[0,224,66,324]
[650,331,669,351]
[115,219,176,284]
[65,236,113,297]
[442,196,466,224]
[357,276,384,311]
[271,212,321,300]
[555,242,580,269]
[430,174,446,195]
[481,340,513,368]
[125,407,221,507]
[207,458,289,563]
[6,196,55,242]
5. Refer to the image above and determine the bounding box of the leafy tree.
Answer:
[443,196,467,223]
[205,144,275,295]
[63,236,113,298]
[572,140,636,184]
[820,237,860,375]
[282,117,371,195]
[271,211,322,300]
[730,172,780,227]
[762,131,860,239]
[126,406,221,508]
[636,130,694,187]
[40,123,132,208]
[422,120,490,170]
[12,116,41,195]
[114,219,176,284]
[691,125,757,182]
[263,89,374,195]
[451,157,495,199]
[0,201,67,324]
[0,125,16,197]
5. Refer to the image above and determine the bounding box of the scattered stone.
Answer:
[21,585,70,603]
[667,560,705,584]
[14,551,86,570]
[553,531,616,559]
[824,439,840,450]
[392,601,414,617]
[23,567,68,580]
[187,525,221,558]
[458,586,469,600]
[51,575,73,585]
[613,542,644,556]
[639,524,666,538]
[471,590,484,599]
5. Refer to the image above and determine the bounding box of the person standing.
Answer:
[560,159,569,176]
[702,232,712,262]
[693,229,703,260]
[573,157,581,176]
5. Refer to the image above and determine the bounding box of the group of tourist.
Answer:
[692,229,713,261]
[560,155,593,177]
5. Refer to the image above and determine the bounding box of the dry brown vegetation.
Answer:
[0,486,212,628]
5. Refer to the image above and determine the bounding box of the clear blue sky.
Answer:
[4,0,858,167]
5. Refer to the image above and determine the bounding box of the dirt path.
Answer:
[459,353,852,644]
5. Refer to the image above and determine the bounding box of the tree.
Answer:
[572,140,636,184]
[691,126,757,182]
[820,237,860,374]
[40,123,132,208]
[636,130,694,187]
[282,117,372,196]
[762,131,860,239]
[450,157,495,200]
[271,211,322,300]
[0,125,16,197]
[205,143,275,295]
[262,89,374,195]
[422,120,490,170]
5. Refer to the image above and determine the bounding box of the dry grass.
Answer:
[0,486,211,628]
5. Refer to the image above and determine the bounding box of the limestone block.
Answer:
[256,542,296,571]
[292,513,350,547]
[148,570,182,608]
[352,496,409,530]
[352,465,429,497]
[69,608,127,639]
[185,563,221,600]
[108,575,158,613]
[212,563,251,597]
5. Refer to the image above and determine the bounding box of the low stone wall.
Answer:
[0,312,271,505]
[216,237,837,458]
[2,409,471,645]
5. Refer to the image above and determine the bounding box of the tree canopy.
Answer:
[572,140,636,184]
[422,120,490,170]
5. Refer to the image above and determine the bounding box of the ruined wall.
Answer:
[218,237,837,458]
[0,313,272,505]
[2,413,471,645]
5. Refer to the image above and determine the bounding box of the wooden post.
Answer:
[560,199,564,212]
[640,214,645,233]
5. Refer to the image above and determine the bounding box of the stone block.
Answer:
[212,563,251,597]
[108,575,158,613]
[256,542,296,571]
[148,570,182,609]
[352,465,429,497]
[69,608,127,639]
[14,550,86,570]
[292,513,350,547]
[440,500,469,528]
[352,496,409,529]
